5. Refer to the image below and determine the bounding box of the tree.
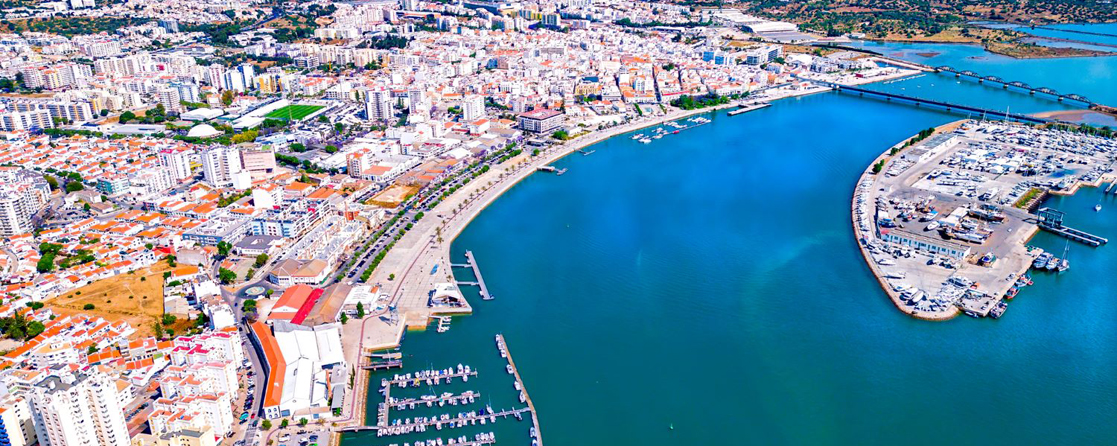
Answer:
[45,175,59,191]
[356,302,366,319]
[36,254,55,273]
[290,143,307,152]
[221,90,235,106]
[254,253,269,268]
[67,182,85,193]
[83,303,95,310]
[324,144,338,154]
[551,129,570,140]
[298,418,308,427]
[26,301,44,310]
[217,241,232,257]
[218,268,237,284]
[83,202,91,212]
[279,419,289,428]
[339,313,348,324]
[153,322,165,339]
[87,344,98,355]
[99,109,109,117]
[119,111,136,124]
[161,313,177,326]
[317,115,329,124]
[261,419,272,430]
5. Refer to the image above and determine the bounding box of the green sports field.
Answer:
[264,104,325,120]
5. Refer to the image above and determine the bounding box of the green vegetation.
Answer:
[218,189,252,207]
[0,312,45,341]
[254,253,269,268]
[1014,187,1044,209]
[670,93,744,110]
[551,129,570,140]
[871,159,887,174]
[265,104,325,120]
[218,268,237,284]
[2,17,152,37]
[83,303,95,310]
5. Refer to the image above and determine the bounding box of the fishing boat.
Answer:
[1096,204,1103,212]
[1033,253,1052,269]
[1044,254,1059,271]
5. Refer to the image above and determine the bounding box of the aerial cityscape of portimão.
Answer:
[0,0,1115,445]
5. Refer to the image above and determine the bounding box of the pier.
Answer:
[337,408,531,434]
[451,250,492,300]
[387,390,481,410]
[1105,182,1116,195]
[1036,207,1108,247]
[497,334,543,446]
[931,66,1095,106]
[536,165,567,175]
[381,367,478,388]
[728,102,771,116]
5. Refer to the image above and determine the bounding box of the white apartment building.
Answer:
[0,109,52,131]
[201,146,245,188]
[158,87,183,113]
[159,148,194,182]
[461,94,485,121]
[29,371,130,446]
[0,395,37,446]
[364,88,393,121]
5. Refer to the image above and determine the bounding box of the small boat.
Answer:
[1096,204,1103,212]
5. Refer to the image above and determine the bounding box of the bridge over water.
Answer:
[802,78,1053,125]
[930,66,1095,106]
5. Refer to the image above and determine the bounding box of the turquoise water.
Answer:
[850,40,1117,105]
[1009,23,1117,47]
[346,41,1117,446]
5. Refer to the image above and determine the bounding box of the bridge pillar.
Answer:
[1029,90,1035,95]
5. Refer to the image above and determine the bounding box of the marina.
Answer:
[496,334,543,446]
[852,119,1114,319]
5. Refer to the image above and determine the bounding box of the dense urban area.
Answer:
[0,0,1112,446]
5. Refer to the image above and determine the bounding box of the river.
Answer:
[344,32,1117,446]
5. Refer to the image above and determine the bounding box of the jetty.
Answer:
[536,165,567,175]
[497,334,543,446]
[387,390,480,410]
[451,250,492,300]
[381,366,478,388]
[359,350,403,371]
[728,102,770,116]
[337,408,531,434]
[1036,208,1108,247]
[1105,182,1116,195]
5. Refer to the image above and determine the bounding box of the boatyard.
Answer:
[854,120,1117,319]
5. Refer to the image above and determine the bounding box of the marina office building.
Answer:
[880,227,972,259]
